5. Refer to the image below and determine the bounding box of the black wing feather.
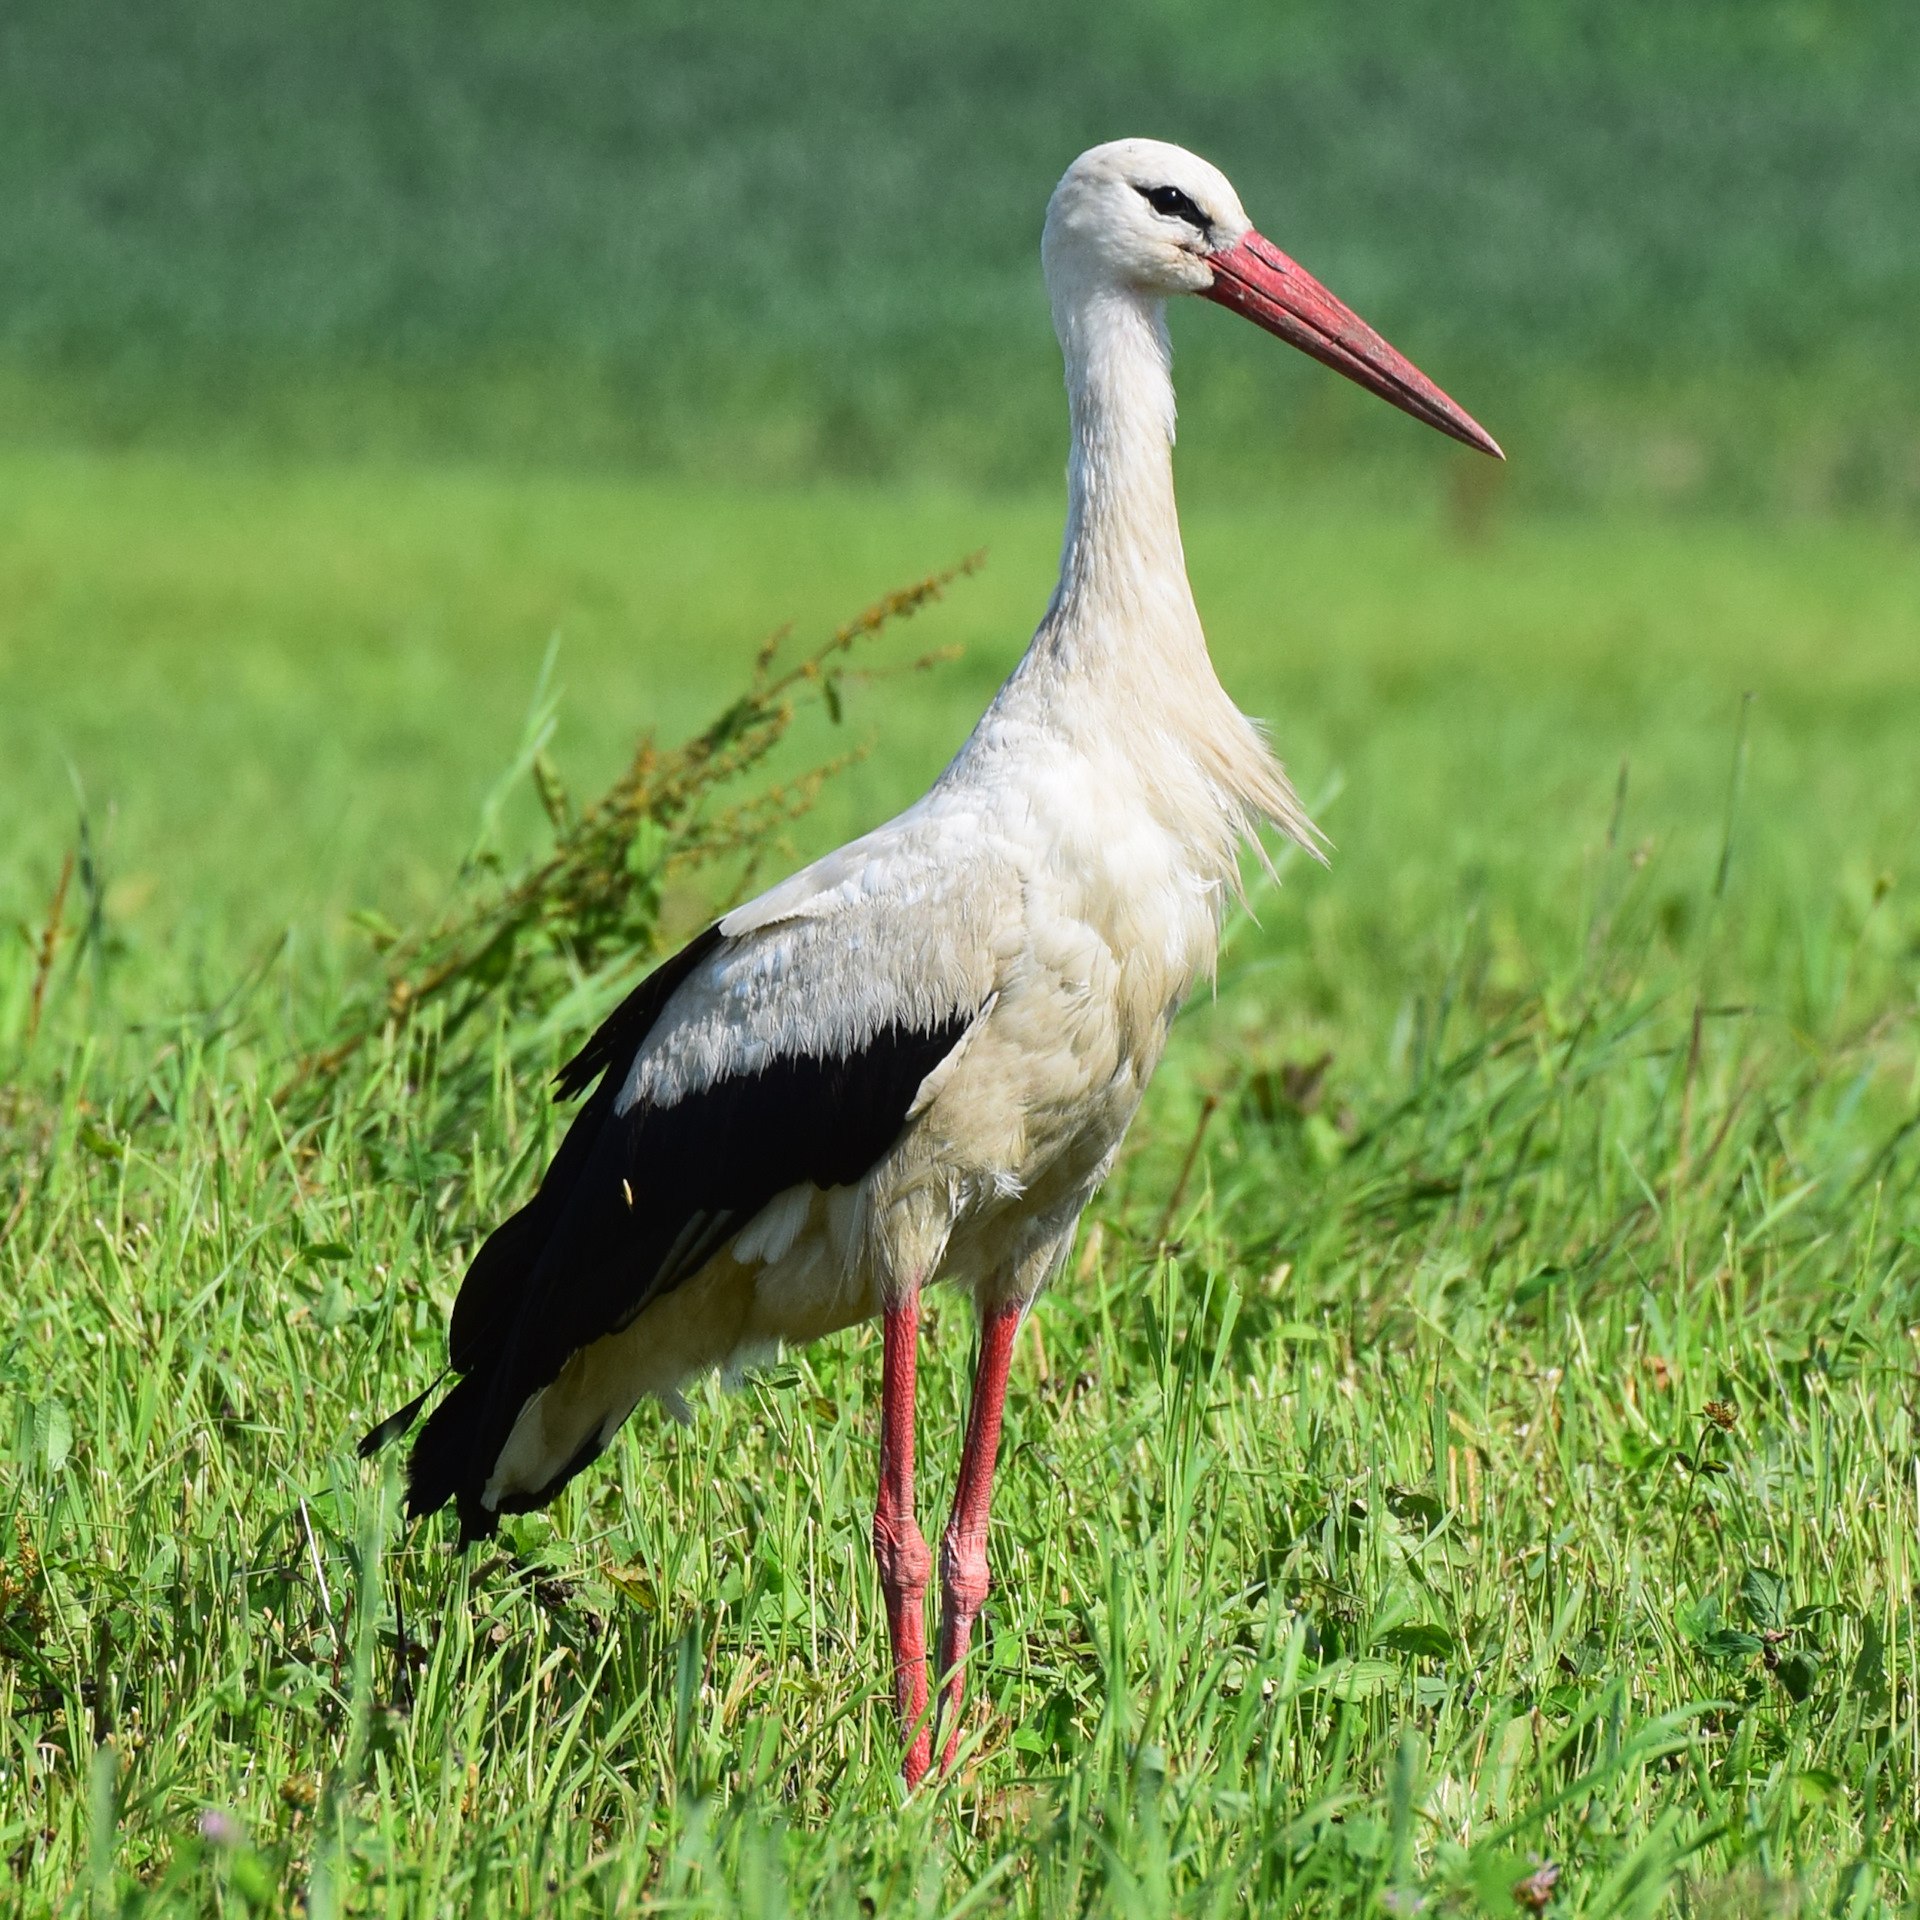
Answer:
[363,922,972,1542]
[445,924,723,1371]
[552,923,725,1102]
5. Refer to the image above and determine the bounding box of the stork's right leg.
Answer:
[871,1291,932,1786]
[933,1300,1021,1773]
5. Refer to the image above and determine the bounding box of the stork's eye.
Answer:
[1136,183,1210,233]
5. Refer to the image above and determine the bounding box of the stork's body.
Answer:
[366,139,1497,1785]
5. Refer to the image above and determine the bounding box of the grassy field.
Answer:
[2,439,1918,1913]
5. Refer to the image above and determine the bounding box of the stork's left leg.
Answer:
[933,1300,1021,1772]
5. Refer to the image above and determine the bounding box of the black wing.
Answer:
[364,924,971,1542]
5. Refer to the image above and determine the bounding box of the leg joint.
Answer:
[939,1526,990,1616]
[872,1514,932,1592]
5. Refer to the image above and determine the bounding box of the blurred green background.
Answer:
[2,0,1916,966]
[4,0,1917,510]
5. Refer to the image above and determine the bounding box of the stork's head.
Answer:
[1044,138,1500,458]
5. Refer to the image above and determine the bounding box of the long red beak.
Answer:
[1202,230,1502,459]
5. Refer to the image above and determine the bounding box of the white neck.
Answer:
[955,273,1322,870]
[1042,286,1205,658]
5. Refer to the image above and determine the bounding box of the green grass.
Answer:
[3,440,1920,1913]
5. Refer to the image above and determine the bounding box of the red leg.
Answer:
[934,1301,1022,1773]
[871,1292,932,1786]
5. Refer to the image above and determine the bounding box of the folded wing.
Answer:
[365,890,985,1540]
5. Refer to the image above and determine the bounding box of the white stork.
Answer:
[364,138,1498,1785]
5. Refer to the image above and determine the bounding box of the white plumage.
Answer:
[368,136,1498,1786]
